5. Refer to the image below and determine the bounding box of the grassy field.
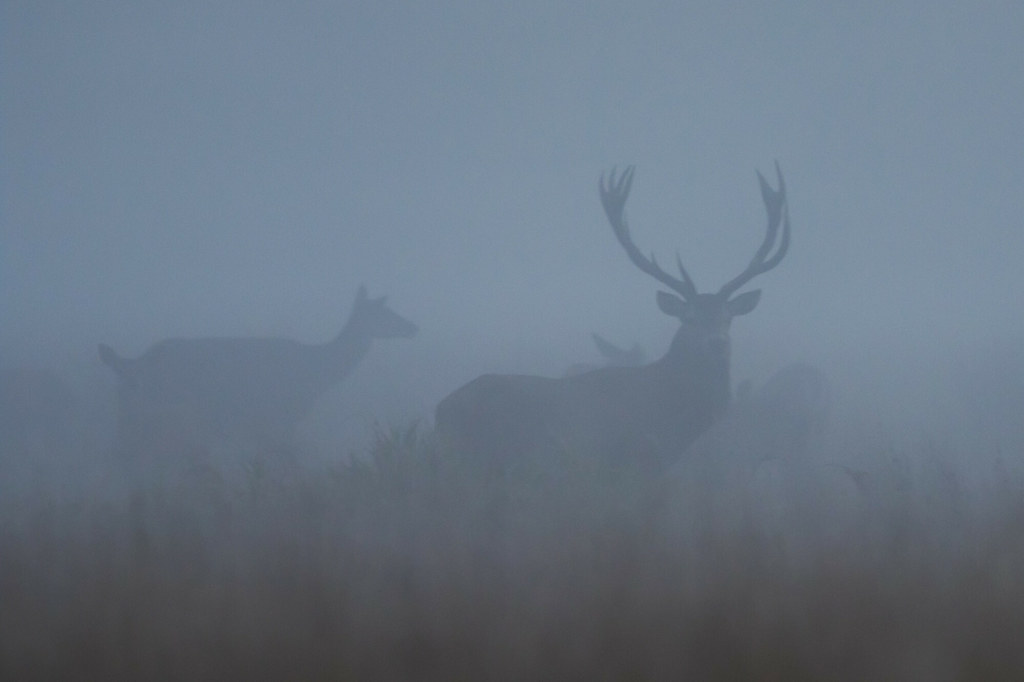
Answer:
[2,423,1023,681]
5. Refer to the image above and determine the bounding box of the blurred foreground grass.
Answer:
[2,425,1023,681]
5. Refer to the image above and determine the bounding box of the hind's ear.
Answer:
[98,343,136,386]
[98,343,118,367]
[355,284,368,302]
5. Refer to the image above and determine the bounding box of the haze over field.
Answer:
[4,1,1022,452]
[2,4,1024,677]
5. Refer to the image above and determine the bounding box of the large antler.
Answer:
[717,161,790,299]
[599,166,699,301]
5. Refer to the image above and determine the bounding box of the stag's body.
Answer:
[437,164,790,469]
[438,331,728,466]
[100,286,417,455]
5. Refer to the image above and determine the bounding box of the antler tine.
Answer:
[599,166,699,301]
[675,252,698,300]
[718,161,791,298]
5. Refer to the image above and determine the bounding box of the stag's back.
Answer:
[435,357,727,468]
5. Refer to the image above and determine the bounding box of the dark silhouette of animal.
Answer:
[564,333,647,377]
[675,362,831,472]
[436,164,791,468]
[99,285,417,456]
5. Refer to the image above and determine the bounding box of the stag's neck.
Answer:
[657,344,733,417]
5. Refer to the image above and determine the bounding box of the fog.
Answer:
[2,2,1024,677]
[5,3,1022,428]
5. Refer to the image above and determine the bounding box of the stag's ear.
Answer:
[728,290,762,316]
[656,291,691,319]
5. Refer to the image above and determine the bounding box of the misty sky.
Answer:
[3,1,1023,430]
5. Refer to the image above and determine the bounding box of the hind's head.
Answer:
[349,285,418,339]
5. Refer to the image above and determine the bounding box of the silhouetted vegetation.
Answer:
[2,423,1023,680]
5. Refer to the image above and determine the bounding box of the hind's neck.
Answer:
[309,318,374,386]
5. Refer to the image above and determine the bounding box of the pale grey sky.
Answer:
[3,1,1023,432]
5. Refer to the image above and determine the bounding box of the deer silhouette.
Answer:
[564,333,647,377]
[436,164,791,469]
[100,285,417,456]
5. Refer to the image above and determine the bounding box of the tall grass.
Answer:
[2,424,1023,680]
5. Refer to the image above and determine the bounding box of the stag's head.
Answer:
[599,164,790,369]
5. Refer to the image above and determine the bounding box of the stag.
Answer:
[564,333,647,377]
[100,285,417,456]
[436,164,790,469]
